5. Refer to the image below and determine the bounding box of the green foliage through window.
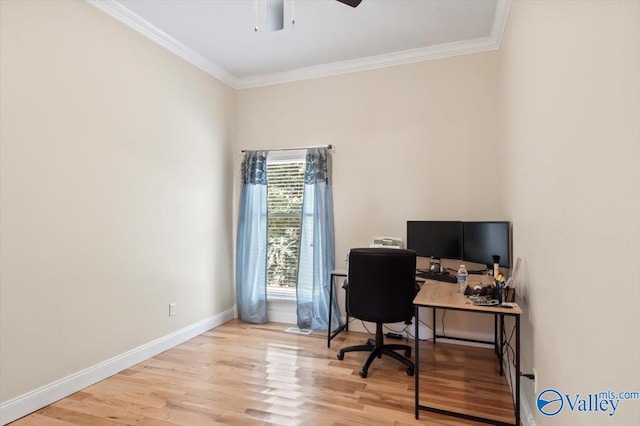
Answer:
[267,161,305,288]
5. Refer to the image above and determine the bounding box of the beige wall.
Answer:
[4,1,638,422]
[236,52,507,338]
[499,1,640,424]
[0,0,235,402]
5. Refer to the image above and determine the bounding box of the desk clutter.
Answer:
[465,284,517,307]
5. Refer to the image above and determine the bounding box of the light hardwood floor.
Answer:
[11,319,516,425]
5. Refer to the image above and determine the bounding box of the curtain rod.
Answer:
[241,144,332,153]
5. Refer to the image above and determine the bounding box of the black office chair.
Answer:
[336,248,417,378]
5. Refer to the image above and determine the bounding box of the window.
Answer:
[266,150,306,298]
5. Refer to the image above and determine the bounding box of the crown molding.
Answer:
[85,0,238,88]
[492,0,512,48]
[235,36,499,89]
[87,0,511,90]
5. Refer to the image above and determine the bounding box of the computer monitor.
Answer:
[406,221,462,259]
[462,221,511,268]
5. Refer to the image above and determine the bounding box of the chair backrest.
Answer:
[347,248,417,324]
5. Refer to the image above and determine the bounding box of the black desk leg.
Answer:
[327,276,333,348]
[516,315,521,426]
[414,305,420,419]
[328,276,350,348]
[499,314,504,376]
[432,308,436,344]
[345,299,349,331]
[494,315,498,356]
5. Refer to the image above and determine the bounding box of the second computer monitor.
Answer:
[462,221,511,268]
[406,221,462,259]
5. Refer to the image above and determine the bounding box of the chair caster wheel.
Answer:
[406,367,414,376]
[337,352,344,360]
[359,369,368,378]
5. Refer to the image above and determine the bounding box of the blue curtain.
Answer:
[236,151,268,324]
[296,148,340,331]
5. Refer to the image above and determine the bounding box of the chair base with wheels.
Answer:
[337,322,414,378]
[336,248,417,378]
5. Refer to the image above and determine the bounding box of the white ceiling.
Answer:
[88,0,511,88]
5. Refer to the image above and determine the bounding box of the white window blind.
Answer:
[266,156,305,290]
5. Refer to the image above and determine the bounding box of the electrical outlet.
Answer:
[533,368,538,394]
[169,303,176,316]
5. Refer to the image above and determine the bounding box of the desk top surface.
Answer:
[414,280,522,315]
[330,269,520,314]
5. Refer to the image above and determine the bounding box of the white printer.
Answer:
[369,236,403,249]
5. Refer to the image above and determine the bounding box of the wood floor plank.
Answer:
[8,413,79,426]
[10,319,517,425]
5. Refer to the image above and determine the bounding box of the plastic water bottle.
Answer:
[456,265,468,293]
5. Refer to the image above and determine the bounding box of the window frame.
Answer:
[265,150,306,301]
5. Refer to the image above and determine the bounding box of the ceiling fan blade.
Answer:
[336,0,363,7]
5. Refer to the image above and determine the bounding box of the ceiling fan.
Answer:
[336,0,363,7]
[261,0,363,32]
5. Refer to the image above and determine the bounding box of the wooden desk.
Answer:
[413,280,522,426]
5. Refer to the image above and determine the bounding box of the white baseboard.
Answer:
[520,388,536,426]
[0,307,235,425]
[500,346,536,426]
[267,298,297,325]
